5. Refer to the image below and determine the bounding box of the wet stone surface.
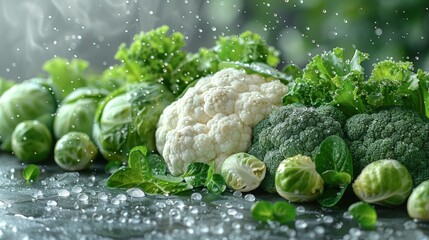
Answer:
[0,154,428,240]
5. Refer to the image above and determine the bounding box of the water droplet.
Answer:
[71,185,82,193]
[244,194,255,202]
[117,194,127,201]
[191,192,202,201]
[58,189,70,198]
[169,208,181,220]
[126,188,145,198]
[77,193,88,201]
[314,226,325,235]
[47,200,57,207]
[227,208,238,216]
[343,211,353,219]
[295,220,308,229]
[323,215,334,224]
[232,191,242,198]
[375,28,383,36]
[98,192,108,201]
[183,216,195,227]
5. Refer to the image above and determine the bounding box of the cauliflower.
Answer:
[156,68,287,176]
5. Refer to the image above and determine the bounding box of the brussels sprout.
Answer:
[54,132,97,171]
[275,155,324,202]
[0,79,58,151]
[407,180,429,221]
[11,120,52,163]
[54,87,108,139]
[93,82,175,162]
[352,159,413,206]
[221,153,266,192]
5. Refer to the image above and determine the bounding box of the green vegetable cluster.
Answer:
[2,26,429,228]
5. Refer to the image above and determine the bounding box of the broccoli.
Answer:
[344,107,429,186]
[248,104,345,193]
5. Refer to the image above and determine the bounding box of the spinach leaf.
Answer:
[315,135,353,207]
[182,162,210,188]
[205,163,226,194]
[106,146,216,195]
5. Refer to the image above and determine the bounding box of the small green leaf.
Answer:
[182,162,210,188]
[106,168,143,188]
[204,163,226,194]
[206,174,226,194]
[128,146,151,180]
[128,146,148,170]
[272,201,296,224]
[251,201,273,223]
[22,164,41,183]
[315,135,353,207]
[348,202,378,230]
[321,170,352,185]
[139,176,191,195]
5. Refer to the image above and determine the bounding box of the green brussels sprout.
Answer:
[54,132,97,171]
[352,159,413,206]
[407,180,429,221]
[11,120,52,163]
[275,154,324,202]
[0,79,58,151]
[93,82,175,162]
[54,87,108,139]
[221,153,266,192]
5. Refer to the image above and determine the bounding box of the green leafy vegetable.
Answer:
[106,146,218,195]
[93,82,175,162]
[12,120,53,163]
[272,201,296,224]
[22,164,41,183]
[53,87,108,140]
[315,135,353,207]
[284,48,368,116]
[54,132,97,171]
[407,180,429,221]
[250,201,296,224]
[205,163,226,194]
[250,201,273,223]
[43,58,89,99]
[0,79,58,151]
[348,202,377,230]
[114,26,188,94]
[182,162,210,188]
[275,155,324,202]
[147,154,167,176]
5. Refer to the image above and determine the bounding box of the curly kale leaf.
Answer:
[283,48,368,116]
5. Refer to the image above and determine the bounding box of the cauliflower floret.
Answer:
[156,68,287,176]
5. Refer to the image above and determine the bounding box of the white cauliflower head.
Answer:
[156,68,287,176]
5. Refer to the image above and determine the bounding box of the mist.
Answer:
[0,0,223,81]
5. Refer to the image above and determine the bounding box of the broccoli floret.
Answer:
[344,107,429,186]
[248,104,345,193]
